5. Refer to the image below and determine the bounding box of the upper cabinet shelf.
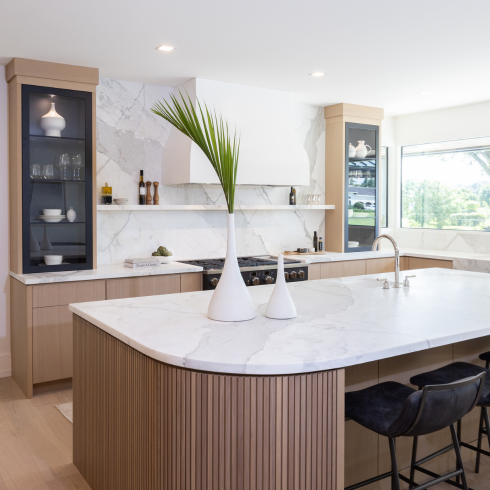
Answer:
[97,204,335,211]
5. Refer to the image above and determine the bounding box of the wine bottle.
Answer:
[139,170,145,205]
[313,231,318,252]
[289,187,295,205]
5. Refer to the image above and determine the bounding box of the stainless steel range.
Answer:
[179,255,308,290]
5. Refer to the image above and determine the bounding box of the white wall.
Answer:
[0,67,10,377]
[384,101,490,253]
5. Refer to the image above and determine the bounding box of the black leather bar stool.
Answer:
[345,373,485,490]
[410,361,490,484]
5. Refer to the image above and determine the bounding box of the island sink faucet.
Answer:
[372,234,403,288]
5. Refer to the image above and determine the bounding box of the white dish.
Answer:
[308,248,316,252]
[366,150,376,157]
[44,255,63,265]
[39,262,69,266]
[348,241,360,247]
[158,256,173,264]
[42,209,62,216]
[37,215,65,223]
[114,198,128,205]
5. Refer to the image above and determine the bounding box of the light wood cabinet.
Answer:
[308,263,321,280]
[407,257,453,270]
[365,257,395,275]
[106,275,181,300]
[11,271,203,398]
[33,305,73,383]
[321,260,366,279]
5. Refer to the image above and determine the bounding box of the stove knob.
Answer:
[298,270,305,279]
[290,271,298,280]
[265,276,274,284]
[284,272,290,281]
[252,277,260,285]
[211,278,219,287]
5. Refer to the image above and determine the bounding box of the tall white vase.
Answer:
[207,214,256,322]
[265,254,297,320]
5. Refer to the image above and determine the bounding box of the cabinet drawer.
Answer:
[365,257,395,275]
[106,275,181,300]
[408,257,453,270]
[32,280,106,308]
[180,272,203,292]
[321,260,366,279]
[33,305,73,384]
[308,264,321,280]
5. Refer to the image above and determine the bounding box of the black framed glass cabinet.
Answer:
[21,85,93,273]
[344,122,380,252]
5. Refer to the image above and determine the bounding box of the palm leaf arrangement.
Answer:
[151,92,239,214]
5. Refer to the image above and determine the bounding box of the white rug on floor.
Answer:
[55,402,73,423]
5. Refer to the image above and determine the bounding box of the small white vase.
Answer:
[348,143,356,158]
[207,214,256,322]
[67,206,76,222]
[355,140,372,159]
[40,102,66,137]
[265,254,297,320]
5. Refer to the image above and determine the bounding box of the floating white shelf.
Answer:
[97,204,335,211]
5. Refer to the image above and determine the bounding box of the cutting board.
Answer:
[284,251,327,255]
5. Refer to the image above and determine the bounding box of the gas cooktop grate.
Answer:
[179,256,300,270]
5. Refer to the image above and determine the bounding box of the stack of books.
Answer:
[124,257,161,269]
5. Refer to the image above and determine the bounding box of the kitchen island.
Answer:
[70,268,490,490]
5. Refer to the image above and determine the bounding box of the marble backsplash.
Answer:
[96,78,326,264]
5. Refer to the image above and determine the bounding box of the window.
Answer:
[401,137,490,231]
[379,147,388,227]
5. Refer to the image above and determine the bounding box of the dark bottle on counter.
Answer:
[289,187,296,205]
[101,182,112,205]
[139,170,145,205]
[318,237,323,251]
[313,231,318,252]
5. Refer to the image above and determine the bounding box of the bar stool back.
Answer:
[345,373,485,490]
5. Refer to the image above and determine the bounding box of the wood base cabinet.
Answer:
[73,315,345,490]
[10,272,202,398]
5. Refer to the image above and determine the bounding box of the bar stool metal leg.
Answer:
[389,437,401,490]
[476,408,485,473]
[451,424,469,490]
[457,419,462,485]
[409,436,418,489]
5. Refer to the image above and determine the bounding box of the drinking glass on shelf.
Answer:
[42,164,54,180]
[311,194,317,205]
[315,194,321,204]
[307,194,312,205]
[56,153,70,180]
[71,153,84,181]
[30,164,41,179]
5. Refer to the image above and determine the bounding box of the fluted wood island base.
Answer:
[73,315,345,490]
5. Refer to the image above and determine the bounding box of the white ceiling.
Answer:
[2,0,489,115]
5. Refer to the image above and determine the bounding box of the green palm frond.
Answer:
[151,91,239,214]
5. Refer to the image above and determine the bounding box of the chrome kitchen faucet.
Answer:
[372,234,414,288]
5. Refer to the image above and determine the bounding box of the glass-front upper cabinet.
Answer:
[22,85,93,273]
[345,122,380,252]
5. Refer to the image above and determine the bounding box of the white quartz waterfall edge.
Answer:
[265,254,297,320]
[207,213,256,322]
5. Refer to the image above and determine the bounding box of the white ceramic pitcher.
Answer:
[355,141,372,159]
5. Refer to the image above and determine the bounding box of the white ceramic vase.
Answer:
[40,102,66,137]
[265,254,297,320]
[67,206,76,222]
[348,143,356,158]
[207,214,256,322]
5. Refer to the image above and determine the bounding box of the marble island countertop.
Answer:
[69,268,490,375]
[10,261,203,285]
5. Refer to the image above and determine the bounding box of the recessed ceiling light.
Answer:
[310,72,324,77]
[419,91,431,95]
[157,45,174,52]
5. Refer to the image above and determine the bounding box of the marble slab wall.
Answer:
[96,78,326,264]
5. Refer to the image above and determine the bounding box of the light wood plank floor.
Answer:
[0,375,489,490]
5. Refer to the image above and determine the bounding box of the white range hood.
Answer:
[161,78,310,186]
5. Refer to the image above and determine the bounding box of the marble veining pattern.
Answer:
[96,78,326,265]
[69,269,490,375]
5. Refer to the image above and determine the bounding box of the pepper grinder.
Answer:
[153,182,160,205]
[145,181,152,205]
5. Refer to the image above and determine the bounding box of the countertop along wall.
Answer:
[0,67,10,377]
[96,78,326,264]
[384,100,490,254]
